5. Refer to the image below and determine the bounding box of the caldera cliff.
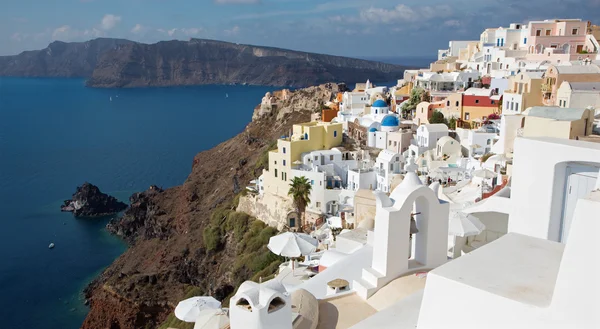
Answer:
[0,38,408,88]
[81,83,342,329]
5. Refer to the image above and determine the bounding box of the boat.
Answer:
[110,96,113,102]
[49,243,55,249]
[226,93,229,98]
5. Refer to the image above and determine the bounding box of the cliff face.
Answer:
[0,38,134,77]
[81,83,341,329]
[0,38,408,87]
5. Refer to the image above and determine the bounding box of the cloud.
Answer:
[214,0,260,3]
[131,24,147,34]
[101,14,121,30]
[224,25,240,35]
[358,4,453,24]
[158,27,204,38]
[444,20,461,27]
[51,25,104,41]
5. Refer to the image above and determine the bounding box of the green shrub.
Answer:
[254,141,277,172]
[203,226,223,252]
[158,314,194,329]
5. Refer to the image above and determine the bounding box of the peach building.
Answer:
[542,63,600,105]
[414,101,445,125]
[502,71,545,115]
[525,19,595,62]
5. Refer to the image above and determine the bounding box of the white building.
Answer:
[291,149,358,214]
[455,127,497,157]
[556,81,600,109]
[409,124,449,157]
[375,150,404,193]
[438,40,478,60]
[340,92,369,115]
[367,115,401,149]
[509,137,600,243]
[347,168,377,192]
[415,71,480,94]
[230,280,292,329]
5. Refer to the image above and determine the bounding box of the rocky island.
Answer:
[0,38,409,88]
[61,182,127,217]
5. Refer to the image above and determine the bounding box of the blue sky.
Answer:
[1,0,599,57]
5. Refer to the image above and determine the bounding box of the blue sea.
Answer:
[0,78,274,328]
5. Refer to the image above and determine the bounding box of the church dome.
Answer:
[381,115,399,127]
[372,99,388,108]
[369,127,378,132]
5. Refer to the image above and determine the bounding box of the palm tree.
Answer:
[288,176,312,230]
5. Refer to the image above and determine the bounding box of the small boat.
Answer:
[110,96,112,102]
[225,93,229,98]
[49,243,55,249]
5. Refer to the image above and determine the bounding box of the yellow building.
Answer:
[523,106,595,140]
[502,71,545,114]
[264,122,343,197]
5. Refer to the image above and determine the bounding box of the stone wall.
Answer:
[237,192,295,230]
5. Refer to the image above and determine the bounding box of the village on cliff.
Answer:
[172,19,600,329]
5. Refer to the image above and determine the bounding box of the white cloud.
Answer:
[131,24,146,34]
[101,14,122,30]
[159,27,204,38]
[51,25,104,41]
[52,25,72,40]
[224,25,240,35]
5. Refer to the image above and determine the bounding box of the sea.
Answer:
[0,78,275,328]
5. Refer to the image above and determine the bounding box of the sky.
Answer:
[1,0,599,57]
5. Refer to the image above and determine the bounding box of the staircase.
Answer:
[353,267,386,299]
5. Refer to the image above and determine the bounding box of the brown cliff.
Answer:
[81,83,343,329]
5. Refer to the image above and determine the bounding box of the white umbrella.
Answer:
[175,297,222,323]
[268,232,318,270]
[193,308,229,329]
[472,168,496,179]
[449,212,486,237]
[268,232,317,257]
[449,212,486,259]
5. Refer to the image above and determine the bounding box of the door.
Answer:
[561,165,598,243]
[576,45,584,53]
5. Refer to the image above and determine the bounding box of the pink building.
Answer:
[525,19,595,63]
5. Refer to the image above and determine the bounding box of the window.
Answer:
[375,110,378,114]
[546,29,551,36]
[447,100,450,106]
[572,28,578,35]
[536,29,541,36]
[282,172,286,181]
[524,37,527,44]
[282,147,286,154]
[394,141,397,146]
[491,100,495,104]
[515,103,519,112]
[396,156,400,161]
[330,155,333,161]
[283,160,286,166]
[389,140,392,146]
[314,156,318,161]
[311,180,314,185]
[274,169,278,178]
[465,112,470,120]
[510,102,514,111]
[334,130,337,137]
[456,101,459,106]
[304,133,308,140]
[475,99,480,104]
[316,202,321,208]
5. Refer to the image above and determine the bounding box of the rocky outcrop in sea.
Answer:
[61,182,127,217]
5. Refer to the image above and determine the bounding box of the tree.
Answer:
[401,87,427,118]
[288,176,312,230]
[429,110,446,124]
[448,117,457,130]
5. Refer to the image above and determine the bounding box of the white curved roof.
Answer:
[423,124,449,133]
[377,149,402,162]
[235,280,288,309]
[437,136,458,147]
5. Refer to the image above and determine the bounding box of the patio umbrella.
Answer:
[193,308,229,329]
[268,232,318,270]
[449,212,486,258]
[292,160,303,165]
[449,212,485,237]
[472,168,496,179]
[175,297,222,323]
